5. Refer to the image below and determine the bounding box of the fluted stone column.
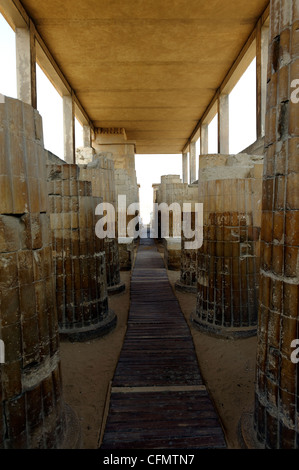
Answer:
[191,154,264,339]
[47,163,116,340]
[79,156,125,294]
[175,210,198,293]
[254,0,299,449]
[0,96,79,448]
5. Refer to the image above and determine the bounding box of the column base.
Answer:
[59,309,117,342]
[238,412,264,449]
[118,237,134,271]
[59,404,82,449]
[190,311,257,339]
[107,282,126,296]
[174,279,197,294]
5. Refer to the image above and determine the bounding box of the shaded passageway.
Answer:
[101,230,226,449]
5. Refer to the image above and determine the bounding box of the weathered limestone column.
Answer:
[189,142,197,183]
[83,125,92,148]
[218,94,229,154]
[93,128,139,273]
[182,152,188,183]
[254,1,299,449]
[15,25,36,108]
[175,210,198,294]
[0,96,78,448]
[256,21,269,139]
[153,175,198,272]
[63,95,75,164]
[47,163,116,341]
[200,124,209,155]
[153,175,182,268]
[79,155,126,294]
[191,154,264,339]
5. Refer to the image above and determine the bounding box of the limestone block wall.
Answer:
[254,0,299,449]
[192,154,264,338]
[47,164,115,340]
[79,155,116,206]
[0,96,66,448]
[76,146,95,166]
[114,168,139,209]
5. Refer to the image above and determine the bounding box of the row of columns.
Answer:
[14,21,92,164]
[180,0,299,448]
[182,20,269,184]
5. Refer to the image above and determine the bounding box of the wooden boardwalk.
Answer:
[100,236,226,449]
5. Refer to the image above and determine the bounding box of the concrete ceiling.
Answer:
[21,0,269,154]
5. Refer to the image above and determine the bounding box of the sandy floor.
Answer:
[60,242,257,449]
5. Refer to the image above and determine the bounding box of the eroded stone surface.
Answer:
[0,96,66,449]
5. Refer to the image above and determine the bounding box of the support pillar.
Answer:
[218,94,229,154]
[182,152,188,183]
[0,95,80,449]
[189,142,196,183]
[79,154,126,295]
[15,23,36,108]
[253,0,299,449]
[175,209,198,294]
[47,164,117,341]
[256,21,269,139]
[83,125,92,148]
[191,153,264,339]
[63,95,75,164]
[200,124,209,155]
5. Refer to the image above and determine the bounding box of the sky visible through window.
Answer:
[0,13,257,224]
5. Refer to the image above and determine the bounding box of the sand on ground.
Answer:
[60,242,257,449]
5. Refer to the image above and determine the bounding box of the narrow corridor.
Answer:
[101,234,226,449]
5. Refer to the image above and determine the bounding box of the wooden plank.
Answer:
[101,434,226,450]
[111,385,206,393]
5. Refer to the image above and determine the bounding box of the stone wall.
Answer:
[191,153,264,338]
[79,155,116,206]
